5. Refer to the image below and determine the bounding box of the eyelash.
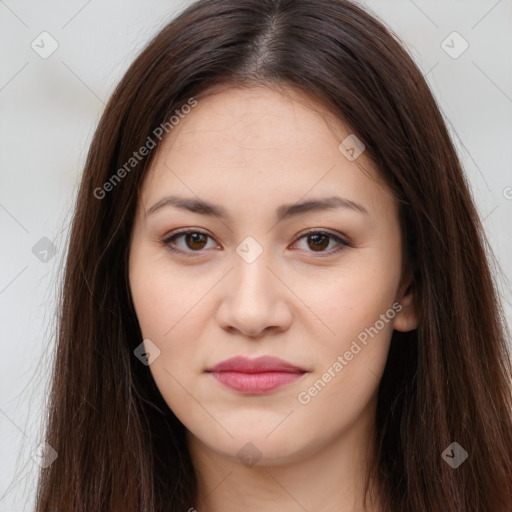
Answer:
[160,228,351,257]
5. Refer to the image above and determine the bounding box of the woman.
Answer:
[35,0,512,510]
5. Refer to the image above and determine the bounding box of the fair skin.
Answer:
[128,85,417,512]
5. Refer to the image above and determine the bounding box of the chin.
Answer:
[189,421,326,467]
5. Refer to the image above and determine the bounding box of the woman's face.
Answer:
[128,86,416,465]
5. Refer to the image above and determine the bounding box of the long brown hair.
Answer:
[34,0,512,510]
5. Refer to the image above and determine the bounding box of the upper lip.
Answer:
[206,356,307,373]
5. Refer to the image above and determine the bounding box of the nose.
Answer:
[216,250,293,339]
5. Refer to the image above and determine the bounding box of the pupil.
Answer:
[187,233,207,250]
[309,234,328,251]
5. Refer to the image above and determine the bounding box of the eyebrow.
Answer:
[147,195,369,220]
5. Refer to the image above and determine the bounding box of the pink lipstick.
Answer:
[206,356,307,394]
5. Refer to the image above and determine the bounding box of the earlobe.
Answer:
[393,274,418,332]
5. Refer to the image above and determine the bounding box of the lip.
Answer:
[207,355,306,373]
[206,356,308,394]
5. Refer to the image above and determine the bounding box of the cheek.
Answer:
[305,263,398,342]
[295,285,395,438]
[296,259,399,403]
[130,270,204,364]
[129,263,209,423]
[129,243,206,338]
[128,248,202,389]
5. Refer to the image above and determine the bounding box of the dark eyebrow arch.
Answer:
[147,195,369,220]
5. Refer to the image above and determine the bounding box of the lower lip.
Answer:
[209,371,305,393]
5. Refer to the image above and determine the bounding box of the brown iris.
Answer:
[185,233,208,250]
[306,233,330,251]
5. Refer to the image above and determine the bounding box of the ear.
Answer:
[393,273,418,332]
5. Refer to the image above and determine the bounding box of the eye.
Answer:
[291,229,349,255]
[162,229,218,255]
[161,229,349,256]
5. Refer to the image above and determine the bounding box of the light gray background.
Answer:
[1,1,511,510]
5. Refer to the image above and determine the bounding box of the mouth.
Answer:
[205,355,308,394]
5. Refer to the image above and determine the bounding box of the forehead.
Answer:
[160,85,354,157]
[140,86,394,220]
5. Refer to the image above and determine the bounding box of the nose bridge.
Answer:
[216,234,292,337]
[232,234,276,298]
